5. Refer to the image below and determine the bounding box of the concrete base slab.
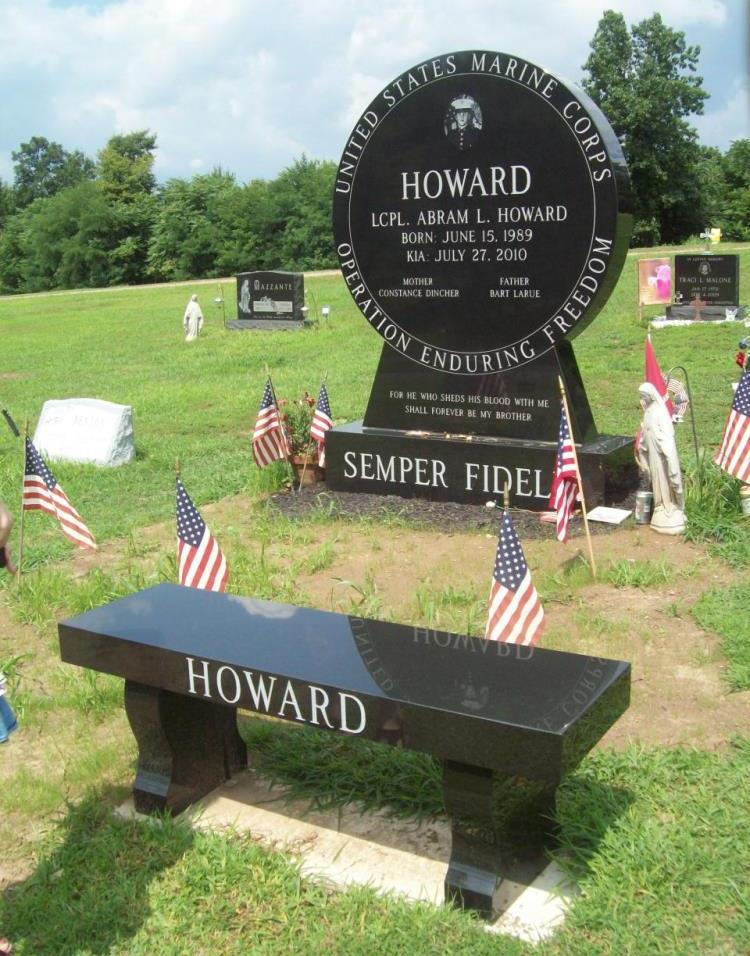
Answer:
[116,768,578,943]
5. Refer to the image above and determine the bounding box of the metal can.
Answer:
[634,490,654,524]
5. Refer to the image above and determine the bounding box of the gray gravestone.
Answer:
[33,399,135,467]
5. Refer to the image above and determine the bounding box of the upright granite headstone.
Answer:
[33,399,135,467]
[325,50,635,507]
[229,271,305,330]
[668,254,744,321]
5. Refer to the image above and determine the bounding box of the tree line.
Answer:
[0,11,748,295]
[0,134,338,293]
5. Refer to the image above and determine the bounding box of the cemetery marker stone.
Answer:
[325,50,636,507]
[229,271,305,330]
[668,254,745,321]
[33,398,135,468]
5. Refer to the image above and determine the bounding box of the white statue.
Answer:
[637,382,685,534]
[239,279,251,314]
[183,294,204,342]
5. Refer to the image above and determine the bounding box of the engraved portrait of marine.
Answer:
[444,94,482,150]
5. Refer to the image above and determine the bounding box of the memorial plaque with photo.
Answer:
[326,50,635,506]
[231,271,305,330]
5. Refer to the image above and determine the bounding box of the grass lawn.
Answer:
[1,246,749,953]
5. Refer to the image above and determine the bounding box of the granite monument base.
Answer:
[665,305,746,322]
[325,422,637,509]
[225,318,307,331]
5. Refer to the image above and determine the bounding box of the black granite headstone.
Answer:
[229,270,305,330]
[326,50,636,507]
[674,254,739,306]
[666,254,744,321]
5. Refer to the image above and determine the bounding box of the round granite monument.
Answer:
[327,51,635,507]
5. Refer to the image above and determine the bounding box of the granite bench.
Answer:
[58,582,630,916]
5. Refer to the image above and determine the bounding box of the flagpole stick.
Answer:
[503,481,510,512]
[557,376,597,579]
[16,417,28,585]
[175,457,181,477]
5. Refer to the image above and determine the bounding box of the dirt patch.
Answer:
[2,490,748,890]
[43,490,750,754]
[268,485,635,537]
[272,491,750,751]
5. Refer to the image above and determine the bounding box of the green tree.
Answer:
[214,177,273,275]
[265,156,337,270]
[97,130,157,203]
[694,145,726,228]
[719,139,750,240]
[582,11,709,245]
[97,130,158,283]
[12,136,94,208]
[17,182,115,291]
[148,169,240,280]
[0,209,29,292]
[0,178,15,231]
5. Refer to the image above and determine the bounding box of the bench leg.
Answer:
[442,760,558,918]
[124,680,248,815]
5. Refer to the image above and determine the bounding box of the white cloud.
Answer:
[0,0,744,183]
[694,78,750,149]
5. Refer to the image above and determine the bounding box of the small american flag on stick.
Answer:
[714,369,750,483]
[549,401,579,542]
[310,383,333,467]
[485,509,544,646]
[176,477,228,592]
[252,378,289,468]
[22,438,96,549]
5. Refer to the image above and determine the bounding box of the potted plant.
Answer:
[279,393,325,486]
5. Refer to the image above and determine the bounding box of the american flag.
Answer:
[176,477,228,592]
[310,383,333,467]
[714,369,750,483]
[549,402,579,542]
[485,509,544,645]
[22,438,96,549]
[252,378,289,468]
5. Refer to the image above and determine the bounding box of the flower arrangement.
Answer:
[278,392,317,459]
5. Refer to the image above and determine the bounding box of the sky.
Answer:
[0,0,747,185]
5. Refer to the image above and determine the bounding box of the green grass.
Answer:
[1,743,749,954]
[604,557,672,588]
[692,585,750,691]
[241,717,444,819]
[1,249,749,570]
[684,460,750,568]
[2,250,750,953]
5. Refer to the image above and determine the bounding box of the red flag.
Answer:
[549,401,579,542]
[176,478,228,592]
[22,438,96,550]
[485,510,544,646]
[644,335,674,417]
[637,336,674,454]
